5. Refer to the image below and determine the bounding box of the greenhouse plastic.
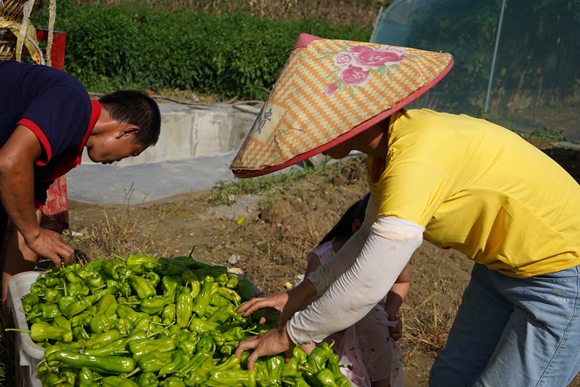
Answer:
[372,0,580,142]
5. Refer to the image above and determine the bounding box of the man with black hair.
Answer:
[0,61,161,301]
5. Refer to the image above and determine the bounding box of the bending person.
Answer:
[231,33,580,387]
[0,61,161,303]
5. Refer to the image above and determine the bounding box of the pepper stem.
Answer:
[112,253,127,262]
[63,281,68,296]
[122,367,141,379]
[5,328,31,333]
[188,245,196,258]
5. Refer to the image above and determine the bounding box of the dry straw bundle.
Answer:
[0,0,57,65]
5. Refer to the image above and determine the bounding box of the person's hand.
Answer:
[236,279,317,328]
[25,228,75,269]
[235,325,295,369]
[389,314,403,341]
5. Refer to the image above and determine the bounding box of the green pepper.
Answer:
[30,281,47,296]
[89,294,118,334]
[209,293,229,307]
[204,305,220,319]
[254,358,270,387]
[102,375,140,387]
[136,372,160,387]
[327,354,351,387]
[140,276,179,315]
[85,329,121,349]
[73,325,89,342]
[7,322,72,342]
[45,276,62,287]
[237,279,256,302]
[62,299,91,319]
[84,259,104,272]
[225,275,239,289]
[129,337,176,361]
[66,270,84,283]
[176,332,199,357]
[210,369,256,387]
[129,275,157,299]
[206,303,237,324]
[161,377,187,387]
[281,356,302,379]
[45,288,62,303]
[55,340,84,350]
[71,312,92,328]
[176,293,194,328]
[86,272,105,291]
[139,350,174,372]
[181,270,198,286]
[118,304,149,325]
[222,326,251,342]
[46,350,136,374]
[216,288,242,305]
[315,369,338,387]
[192,276,214,317]
[177,336,215,375]
[307,342,335,373]
[126,254,158,274]
[21,293,39,313]
[45,345,63,367]
[145,257,187,277]
[66,282,84,298]
[264,355,284,386]
[158,348,190,377]
[162,304,177,325]
[208,330,226,347]
[197,355,241,378]
[146,272,161,287]
[27,303,62,321]
[85,288,109,306]
[58,366,77,385]
[53,315,72,332]
[39,365,68,387]
[79,367,100,387]
[293,377,314,387]
[103,259,132,281]
[189,317,219,334]
[84,330,146,356]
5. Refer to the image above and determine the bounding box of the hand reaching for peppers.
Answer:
[236,278,318,328]
[235,325,294,369]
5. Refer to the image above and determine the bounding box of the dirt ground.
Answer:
[62,139,580,387]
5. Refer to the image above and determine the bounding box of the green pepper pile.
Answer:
[12,254,352,387]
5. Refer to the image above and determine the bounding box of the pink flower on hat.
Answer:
[338,66,370,87]
[348,45,374,53]
[333,53,352,68]
[351,47,406,68]
[323,83,338,97]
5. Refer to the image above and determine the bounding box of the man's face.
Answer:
[86,130,149,164]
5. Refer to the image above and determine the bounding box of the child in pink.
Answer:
[301,194,408,387]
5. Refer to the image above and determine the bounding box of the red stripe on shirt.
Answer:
[17,118,52,166]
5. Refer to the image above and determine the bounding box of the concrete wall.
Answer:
[82,103,258,167]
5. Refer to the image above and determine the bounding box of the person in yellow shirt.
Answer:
[230,34,580,386]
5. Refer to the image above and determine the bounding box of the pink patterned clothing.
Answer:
[307,240,404,387]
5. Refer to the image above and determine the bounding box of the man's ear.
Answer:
[116,125,140,139]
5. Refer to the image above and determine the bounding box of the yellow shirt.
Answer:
[368,109,580,277]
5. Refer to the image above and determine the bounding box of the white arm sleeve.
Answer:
[306,195,381,295]
[287,215,424,345]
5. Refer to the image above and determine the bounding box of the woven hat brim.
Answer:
[233,57,454,178]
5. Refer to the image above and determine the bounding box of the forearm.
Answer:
[287,218,424,344]
[384,282,410,320]
[0,157,40,242]
[0,125,43,243]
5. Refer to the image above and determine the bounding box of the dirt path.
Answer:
[63,140,580,386]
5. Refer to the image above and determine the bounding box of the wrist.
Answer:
[21,225,42,245]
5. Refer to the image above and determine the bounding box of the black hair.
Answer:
[99,90,161,145]
[318,193,371,247]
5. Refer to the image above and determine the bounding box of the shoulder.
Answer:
[307,240,336,265]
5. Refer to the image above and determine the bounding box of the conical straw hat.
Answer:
[230,33,454,178]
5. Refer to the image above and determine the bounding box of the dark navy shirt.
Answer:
[0,61,100,207]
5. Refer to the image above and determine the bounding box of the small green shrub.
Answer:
[32,2,372,98]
